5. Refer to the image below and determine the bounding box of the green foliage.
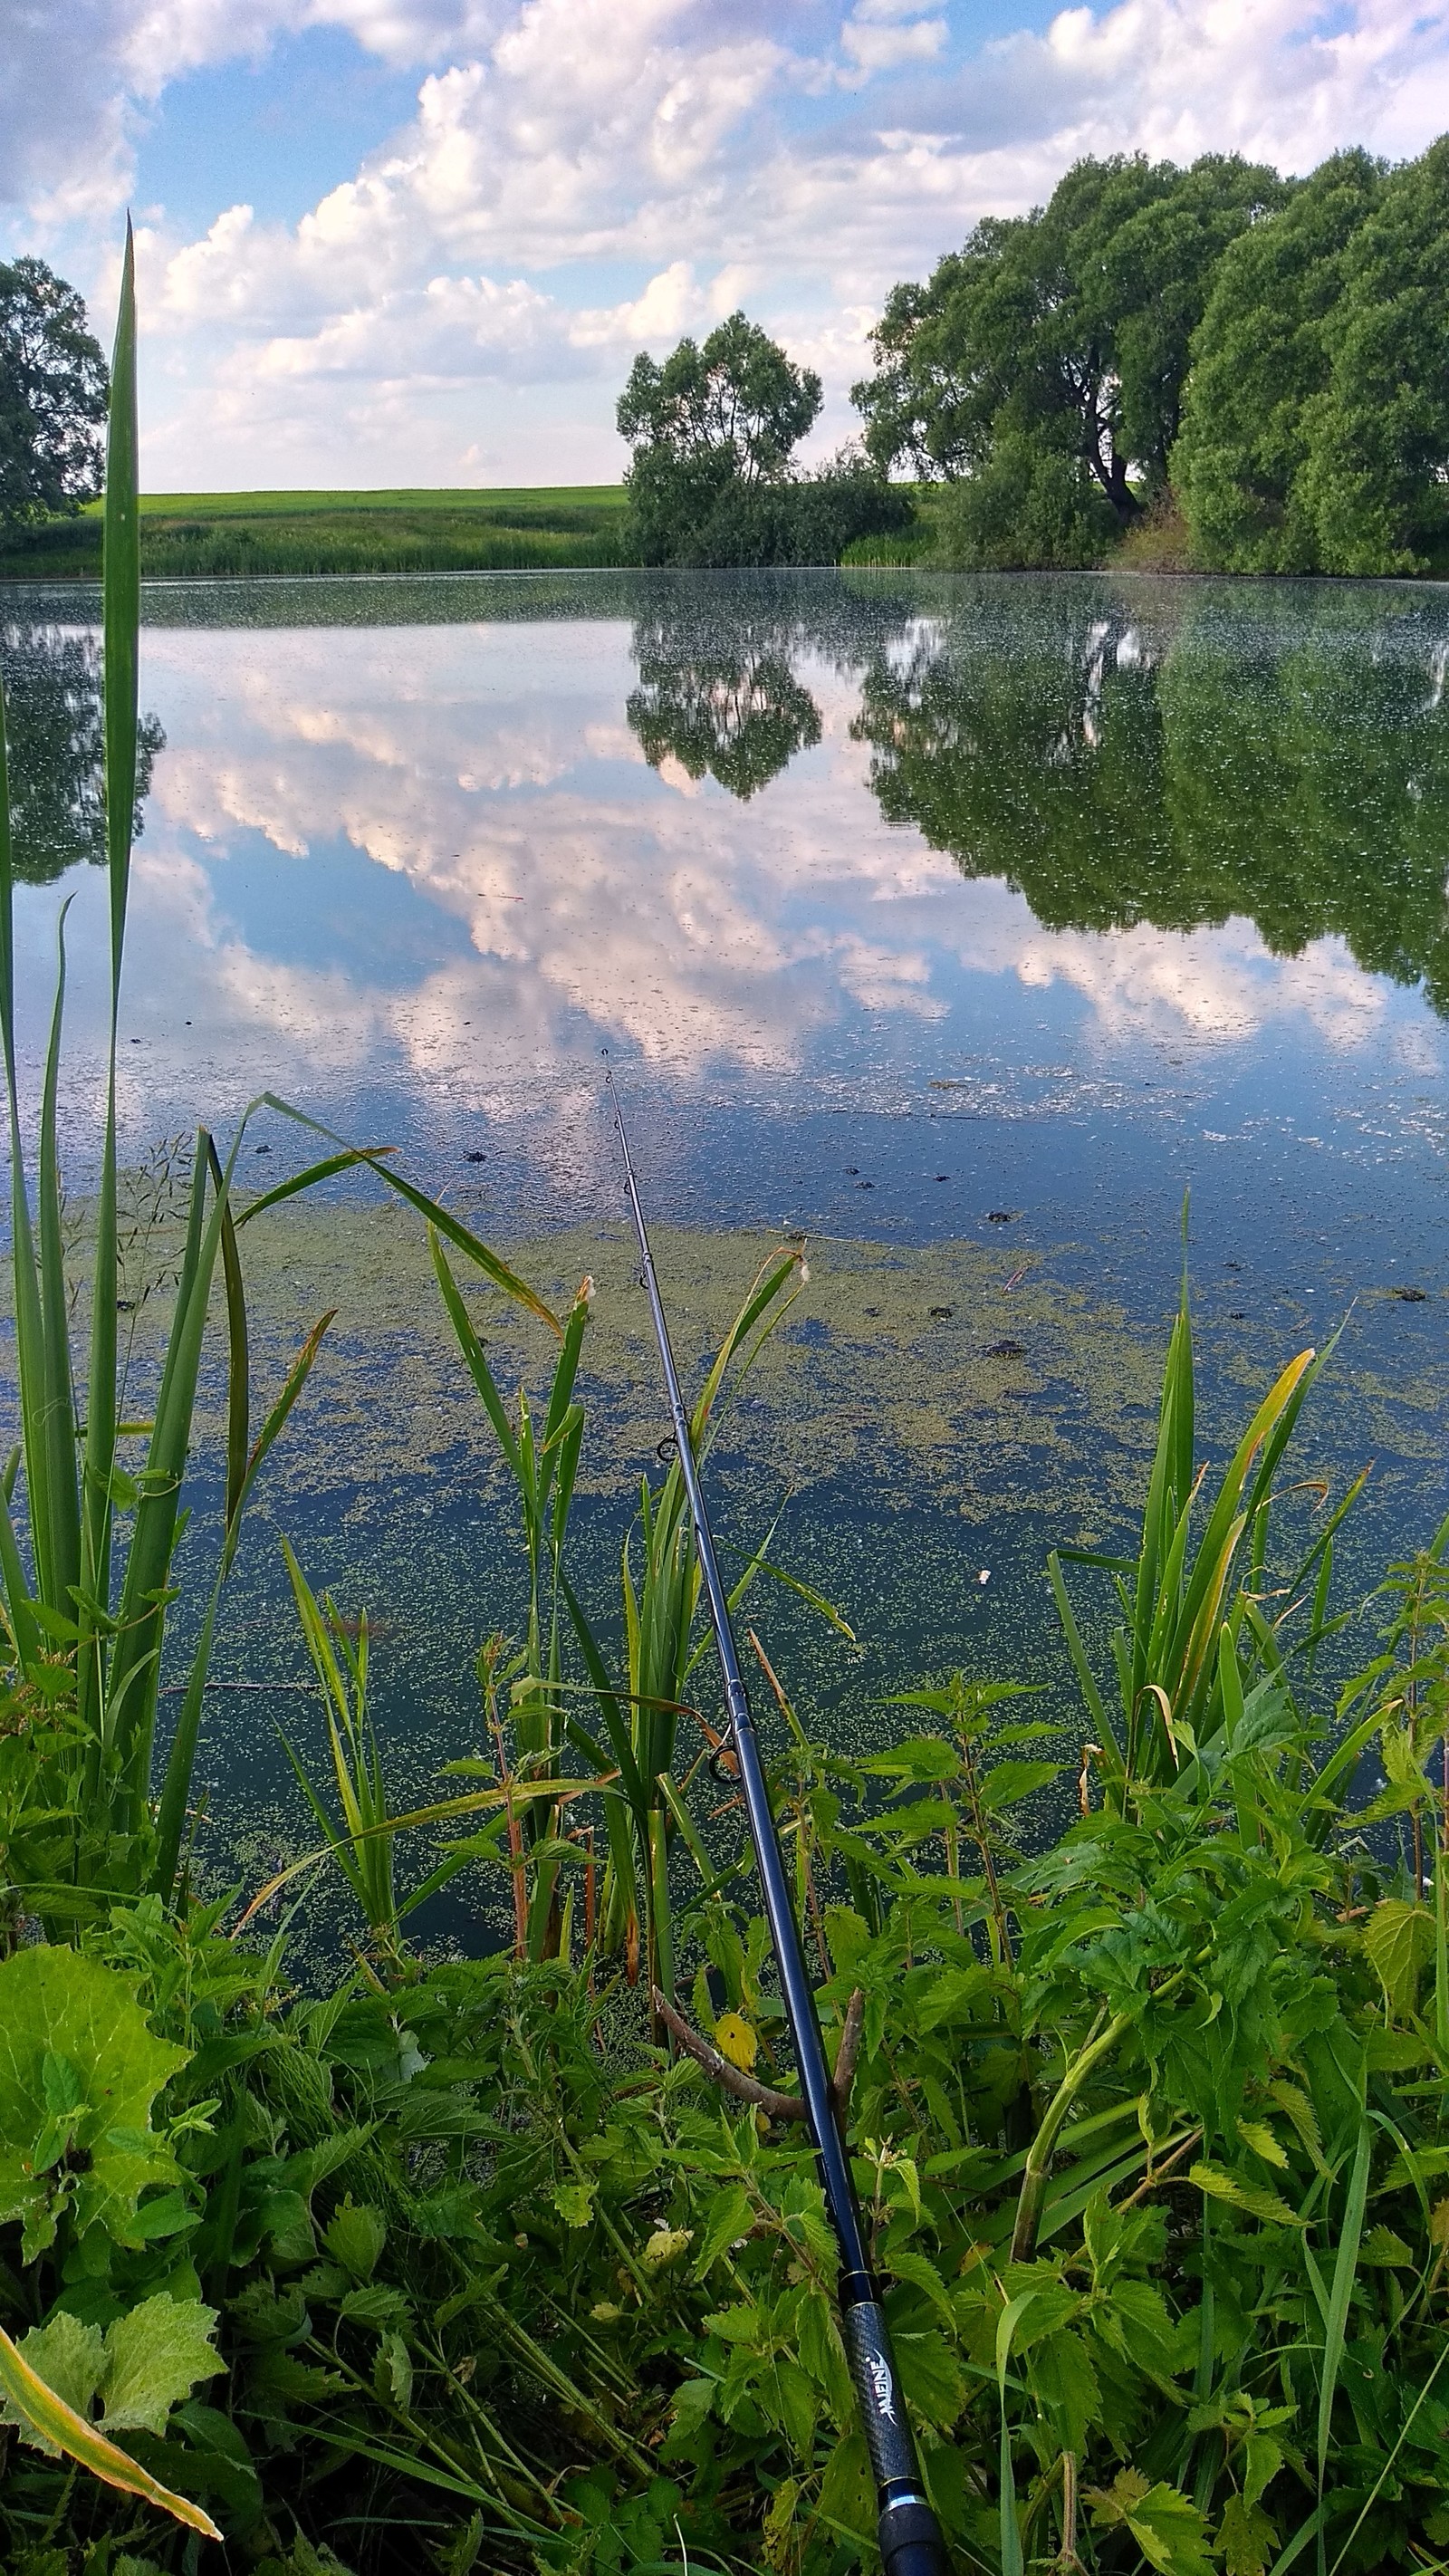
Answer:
[618,312,821,552]
[7,1202,1449,2571]
[1177,132,1449,573]
[1175,149,1387,570]
[617,312,906,565]
[0,1943,187,2259]
[625,594,822,797]
[5,2296,223,2449]
[0,486,632,580]
[936,428,1117,570]
[0,625,163,884]
[0,257,109,540]
[1295,134,1449,572]
[853,150,1281,563]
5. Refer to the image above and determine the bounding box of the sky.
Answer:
[4,0,1449,490]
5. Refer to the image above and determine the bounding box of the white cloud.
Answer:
[9,0,1449,481]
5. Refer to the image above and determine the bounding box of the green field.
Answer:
[114,485,627,516]
[0,484,631,580]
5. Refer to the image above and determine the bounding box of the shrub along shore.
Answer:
[6,250,1449,2576]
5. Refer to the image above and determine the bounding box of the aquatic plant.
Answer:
[0,243,562,1934]
[8,1283,1449,2572]
[431,1224,819,1994]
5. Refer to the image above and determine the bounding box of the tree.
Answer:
[1175,150,1386,571]
[618,312,820,565]
[1294,135,1449,573]
[1085,151,1288,487]
[853,153,1282,567]
[0,258,109,541]
[0,623,164,883]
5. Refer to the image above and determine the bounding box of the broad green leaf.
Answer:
[1028,2324,1099,2454]
[0,1947,187,2258]
[1189,2160,1302,2228]
[859,1736,958,1782]
[1089,2472,1216,2576]
[376,2329,413,2409]
[1237,2119,1289,2171]
[0,2312,104,2443]
[702,2302,767,2346]
[883,2246,955,2327]
[553,2182,596,2229]
[337,2284,411,2332]
[100,2295,223,2436]
[1365,1898,1435,2018]
[817,2428,875,2545]
[976,1759,1061,1810]
[1218,2492,1276,2576]
[1242,2432,1284,2511]
[894,2325,966,2429]
[0,2321,220,2538]
[770,2351,817,2453]
[324,2198,387,2281]
[1359,2224,1415,2267]
[693,2182,753,2278]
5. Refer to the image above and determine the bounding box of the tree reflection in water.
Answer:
[850,584,1449,1014]
[0,624,164,884]
[627,600,821,800]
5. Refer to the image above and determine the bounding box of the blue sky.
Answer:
[5,0,1449,489]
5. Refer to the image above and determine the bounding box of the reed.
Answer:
[431,1228,820,1993]
[0,247,576,1927]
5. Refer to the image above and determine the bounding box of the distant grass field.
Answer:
[123,486,628,517]
[0,485,632,581]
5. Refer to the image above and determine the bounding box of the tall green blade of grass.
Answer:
[108,1123,252,1841]
[79,217,139,1754]
[1317,2119,1370,2566]
[0,690,54,1623]
[153,1302,336,1898]
[35,907,81,1629]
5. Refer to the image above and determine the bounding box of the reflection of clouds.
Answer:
[142,630,959,1082]
[130,844,390,1076]
[1014,921,1389,1051]
[8,610,1422,1149]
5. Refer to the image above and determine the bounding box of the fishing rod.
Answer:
[606,1067,948,2576]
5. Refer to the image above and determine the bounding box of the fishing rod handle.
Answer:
[839,2292,950,2576]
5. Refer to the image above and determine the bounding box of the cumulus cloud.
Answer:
[8,0,1449,481]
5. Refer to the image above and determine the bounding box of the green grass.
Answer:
[107,485,627,518]
[0,485,631,581]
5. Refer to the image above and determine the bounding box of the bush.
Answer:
[624,453,914,567]
[936,431,1118,569]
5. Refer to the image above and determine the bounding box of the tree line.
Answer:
[618,135,1449,574]
[6,133,1449,577]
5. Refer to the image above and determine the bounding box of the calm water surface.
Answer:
[4,568,1448,1908]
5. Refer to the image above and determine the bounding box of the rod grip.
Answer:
[840,2300,950,2570]
[878,2495,949,2576]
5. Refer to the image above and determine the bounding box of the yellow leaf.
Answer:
[714,2011,757,2072]
[1237,2119,1289,2171]
[0,2323,220,2539]
[643,2226,694,2268]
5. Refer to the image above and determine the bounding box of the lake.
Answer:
[3,565,1447,1924]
